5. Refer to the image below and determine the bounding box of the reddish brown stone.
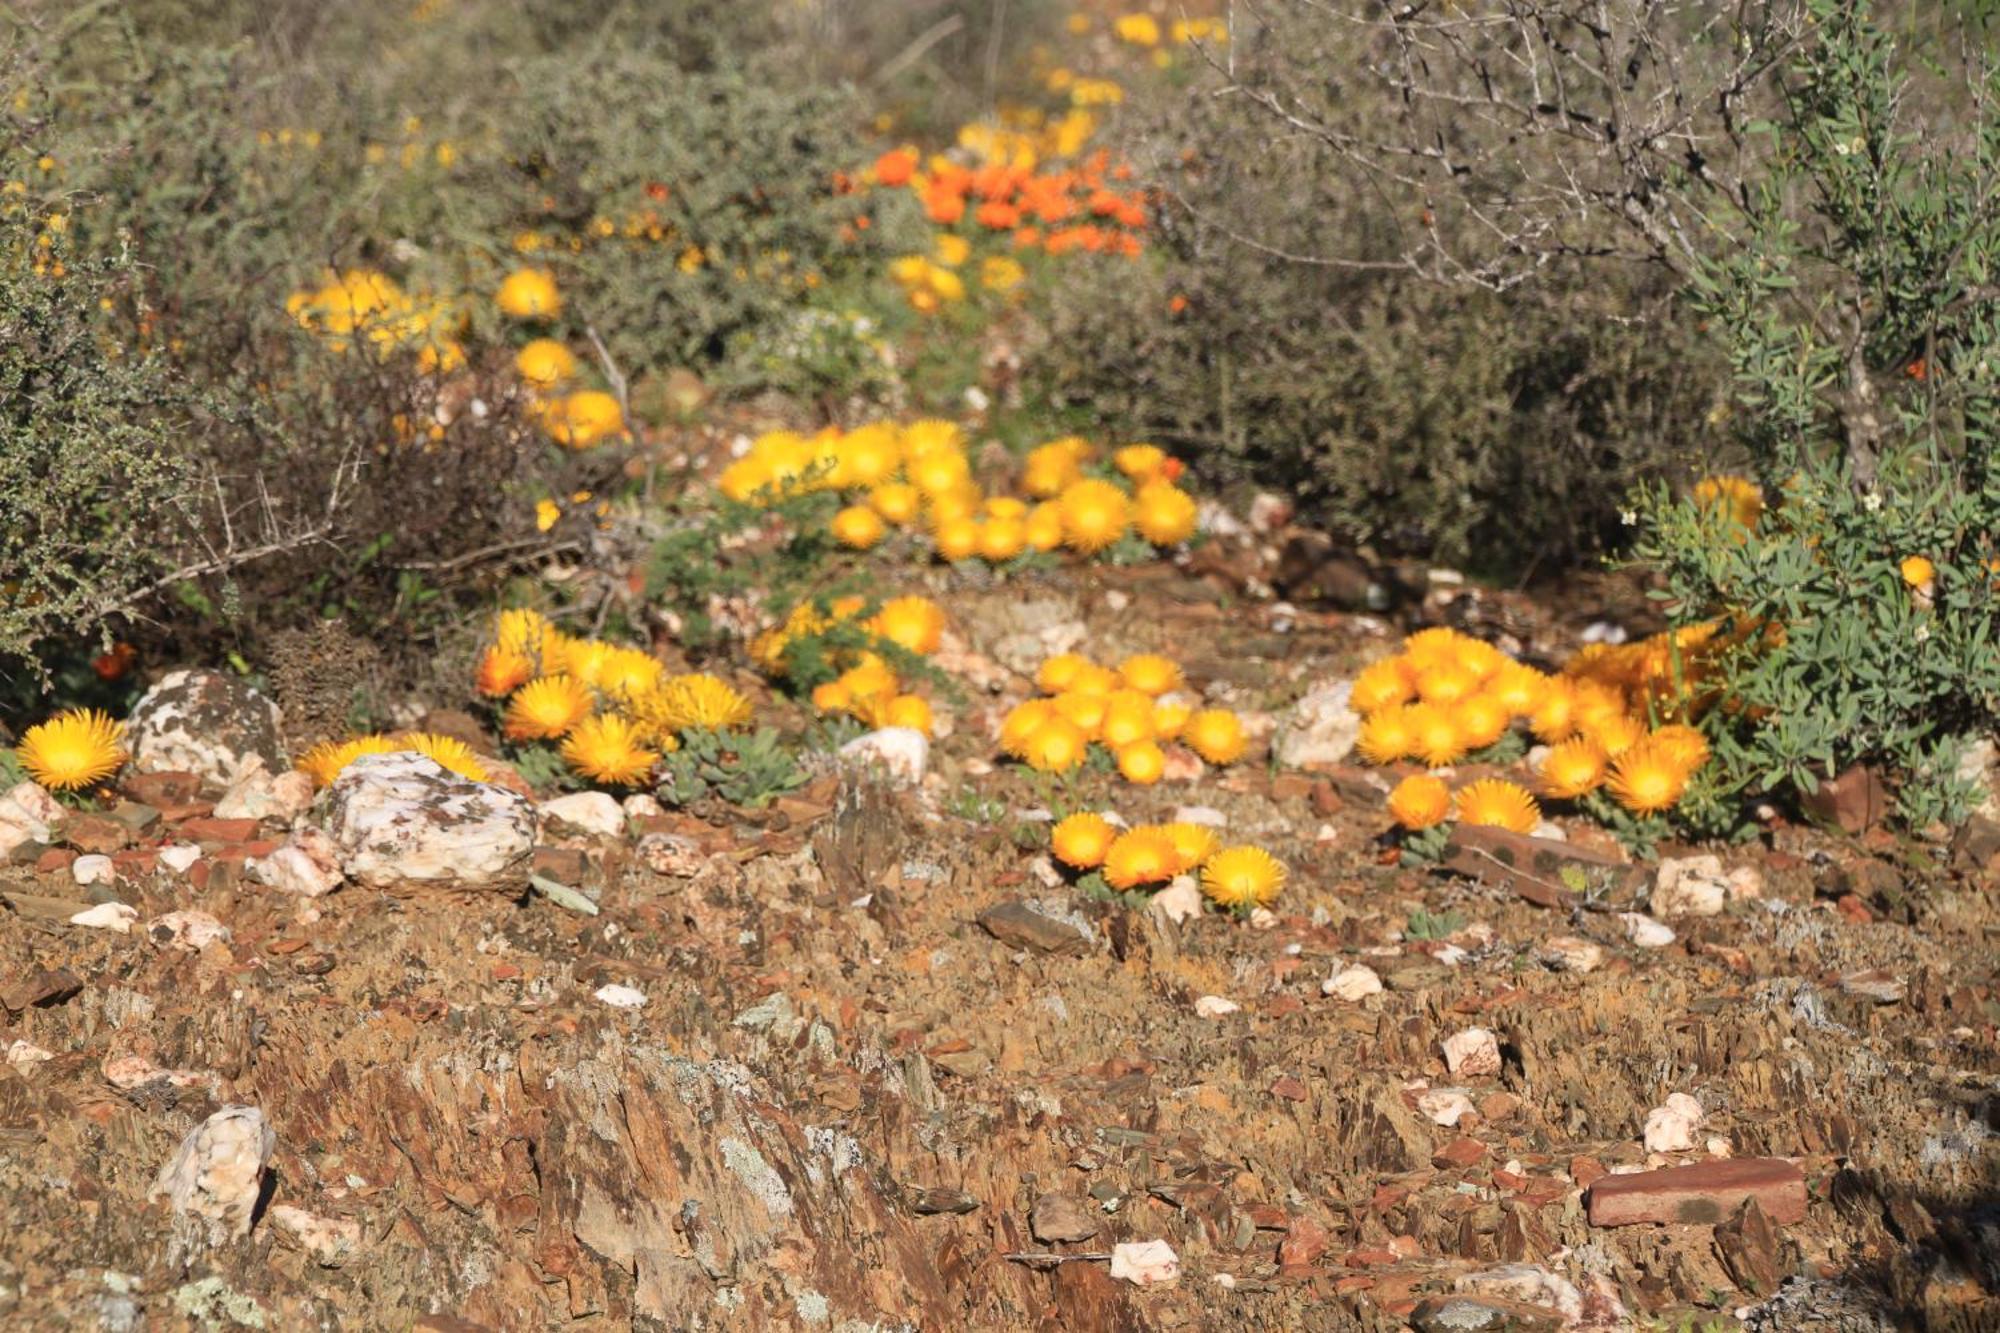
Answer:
[1479,1092,1520,1122]
[1570,1156,1607,1190]
[1432,1138,1489,1169]
[1278,1216,1331,1268]
[1586,1157,1806,1228]
[1309,781,1344,817]
[1800,764,1888,834]
[110,850,158,876]
[180,817,260,845]
[1244,1204,1290,1230]
[1369,1183,1411,1213]
[124,771,202,806]
[1342,1247,1399,1268]
[1268,773,1314,802]
[63,814,130,855]
[35,848,76,875]
[1835,894,1875,925]
[1332,1275,1375,1295]
[1269,1075,1309,1102]
[188,861,212,890]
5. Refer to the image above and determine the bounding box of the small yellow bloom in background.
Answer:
[883,694,934,736]
[535,498,561,532]
[1200,845,1286,910]
[1900,554,1936,589]
[1161,821,1218,873]
[515,338,577,388]
[396,732,488,783]
[1021,717,1088,773]
[1692,474,1764,533]
[831,504,886,550]
[932,515,981,562]
[475,645,536,698]
[497,267,561,319]
[933,233,971,268]
[1133,484,1198,545]
[869,482,922,526]
[1184,709,1246,765]
[980,255,1026,292]
[1117,739,1166,784]
[1113,13,1162,46]
[296,734,397,787]
[1051,812,1117,869]
[539,390,625,448]
[1387,774,1453,830]
[1058,478,1131,553]
[867,596,947,655]
[1118,653,1183,697]
[16,709,126,790]
[1066,13,1091,34]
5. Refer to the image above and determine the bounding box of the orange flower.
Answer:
[1103,828,1179,889]
[1606,740,1688,814]
[1357,704,1418,765]
[1117,740,1166,784]
[1387,774,1451,830]
[1184,710,1246,765]
[1537,739,1608,799]
[873,146,918,187]
[476,645,535,698]
[1454,779,1540,834]
[1051,813,1117,869]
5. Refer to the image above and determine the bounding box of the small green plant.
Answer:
[658,726,804,808]
[1403,908,1466,941]
[1398,823,1452,867]
[945,787,1008,823]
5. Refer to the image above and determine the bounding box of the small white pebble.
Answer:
[1193,995,1241,1018]
[593,984,648,1010]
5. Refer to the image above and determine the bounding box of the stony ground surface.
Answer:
[1,550,1997,1332]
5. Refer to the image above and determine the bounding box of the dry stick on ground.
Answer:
[584,321,642,499]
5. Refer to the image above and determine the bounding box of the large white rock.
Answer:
[248,827,343,897]
[540,791,625,838]
[1643,1092,1706,1152]
[838,727,928,787]
[319,754,534,894]
[1109,1239,1180,1286]
[149,1105,274,1244]
[1651,854,1730,917]
[1441,1027,1502,1078]
[126,669,285,789]
[1323,964,1384,1002]
[0,781,60,856]
[1274,680,1361,768]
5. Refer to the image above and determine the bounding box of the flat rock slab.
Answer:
[1587,1157,1806,1227]
[977,899,1096,957]
[1441,826,1646,908]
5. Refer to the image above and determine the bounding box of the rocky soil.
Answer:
[1,551,1997,1332]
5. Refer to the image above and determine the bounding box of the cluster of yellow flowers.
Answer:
[1354,626,1716,834]
[999,652,1245,782]
[1049,811,1283,908]
[888,233,1026,312]
[297,731,490,787]
[493,269,627,449]
[748,595,949,736]
[1109,13,1228,48]
[285,268,465,373]
[720,419,1198,565]
[13,709,125,791]
[473,609,752,786]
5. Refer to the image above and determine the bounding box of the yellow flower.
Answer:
[1051,812,1117,869]
[1900,554,1936,589]
[1356,705,1417,765]
[933,233,971,267]
[515,337,576,387]
[1528,678,1580,743]
[1057,479,1131,554]
[1184,709,1246,765]
[1020,717,1088,772]
[1486,663,1548,718]
[1113,444,1168,482]
[642,674,754,734]
[395,732,489,783]
[1036,653,1097,694]
[1160,821,1218,872]
[1406,703,1465,768]
[1117,653,1183,697]
[978,516,1028,561]
[981,255,1026,292]
[1606,740,1688,815]
[1454,779,1540,834]
[475,645,536,698]
[539,390,624,448]
[999,700,1056,756]
[497,267,561,319]
[1693,474,1764,530]
[1453,694,1513,752]
[870,483,923,526]
[932,515,981,562]
[1536,739,1608,800]
[1113,13,1162,46]
[1133,483,1198,546]
[1414,662,1478,707]
[1150,695,1193,741]
[1387,774,1452,830]
[1051,689,1109,738]
[561,713,661,787]
[1350,658,1415,714]
[1649,724,1711,776]
[1117,739,1166,784]
[503,675,593,740]
[866,596,947,655]
[297,733,397,787]
[1104,827,1179,889]
[1099,691,1157,749]
[1581,712,1646,759]
[883,694,934,735]
[535,498,562,532]
[831,504,886,549]
[1200,845,1286,910]
[16,709,126,791]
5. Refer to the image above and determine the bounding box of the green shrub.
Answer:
[1633,1,2000,827]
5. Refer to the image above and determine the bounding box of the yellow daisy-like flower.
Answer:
[1453,636,1508,683]
[1132,484,1198,546]
[1606,740,1688,815]
[1052,689,1110,738]
[503,675,594,740]
[1387,773,1452,830]
[561,713,661,787]
[497,267,561,319]
[1036,653,1098,694]
[831,505,886,550]
[999,700,1057,757]
[297,733,398,787]
[1406,703,1466,769]
[1486,663,1549,718]
[1199,845,1286,910]
[1112,443,1168,482]
[475,645,536,698]
[1536,738,1608,800]
[494,608,560,665]
[1581,712,1647,759]
[644,673,754,734]
[871,482,922,526]
[883,694,934,735]
[1160,821,1218,872]
[1117,653,1183,697]
[395,732,489,783]
[597,647,666,702]
[15,709,126,791]
[867,597,947,656]
[1350,657,1416,715]
[1096,691,1154,749]
[1401,627,1468,670]
[1117,739,1166,784]
[1414,662,1478,707]
[1453,694,1513,752]
[1356,705,1418,765]
[1454,778,1541,834]
[1693,474,1764,530]
[1150,695,1193,741]
[1899,554,1936,589]
[1184,709,1246,765]
[1051,812,1117,869]
[1020,717,1089,773]
[1103,827,1180,889]
[515,337,576,388]
[1528,678,1581,743]
[1649,724,1711,776]
[1057,479,1131,554]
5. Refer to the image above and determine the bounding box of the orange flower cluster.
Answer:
[999,651,1245,781]
[1049,812,1284,908]
[870,146,1148,258]
[1353,626,1715,822]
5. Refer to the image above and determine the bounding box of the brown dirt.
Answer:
[1,562,1996,1332]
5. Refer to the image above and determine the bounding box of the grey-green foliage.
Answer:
[659,727,804,809]
[0,247,194,671]
[1636,0,2000,825]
